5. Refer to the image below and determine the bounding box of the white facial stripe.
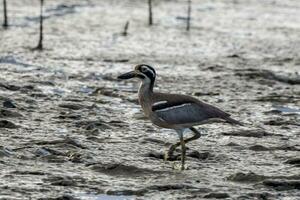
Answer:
[152,101,168,107]
[147,67,155,77]
[141,65,155,78]
[155,103,192,112]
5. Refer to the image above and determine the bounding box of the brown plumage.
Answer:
[118,64,242,170]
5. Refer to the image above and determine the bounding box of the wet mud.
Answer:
[0,0,300,199]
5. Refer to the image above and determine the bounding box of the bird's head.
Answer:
[118,64,156,83]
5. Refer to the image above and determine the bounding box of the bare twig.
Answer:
[34,0,44,50]
[3,0,8,28]
[122,21,129,36]
[186,0,191,31]
[148,0,153,25]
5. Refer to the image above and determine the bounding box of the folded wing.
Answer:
[152,101,230,125]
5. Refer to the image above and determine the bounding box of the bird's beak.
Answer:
[118,71,136,80]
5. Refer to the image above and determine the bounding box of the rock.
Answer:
[0,120,19,129]
[263,179,300,190]
[227,172,266,182]
[3,100,16,108]
[203,192,230,198]
[222,129,270,138]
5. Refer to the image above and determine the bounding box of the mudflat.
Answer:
[0,0,299,199]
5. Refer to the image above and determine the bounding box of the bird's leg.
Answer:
[165,127,201,161]
[188,127,201,142]
[164,143,178,161]
[180,133,186,170]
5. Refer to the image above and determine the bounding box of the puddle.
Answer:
[272,105,300,114]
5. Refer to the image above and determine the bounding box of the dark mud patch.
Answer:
[238,192,275,200]
[75,120,112,131]
[227,172,267,183]
[43,175,86,187]
[145,150,212,161]
[0,120,19,129]
[58,103,86,110]
[249,144,300,151]
[222,129,271,138]
[203,192,230,199]
[235,68,300,85]
[106,184,200,197]
[258,95,300,103]
[25,3,93,22]
[285,158,300,167]
[263,179,300,190]
[88,162,167,177]
[264,119,300,126]
[2,99,17,108]
[38,194,80,200]
[0,109,23,118]
[11,170,48,176]
[28,137,86,149]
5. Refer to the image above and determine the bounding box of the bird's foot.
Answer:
[164,151,179,161]
[172,162,187,171]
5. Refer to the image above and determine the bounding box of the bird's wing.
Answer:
[152,100,230,125]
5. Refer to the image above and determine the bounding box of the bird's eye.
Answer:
[141,67,148,73]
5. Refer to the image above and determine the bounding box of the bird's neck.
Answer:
[138,80,154,116]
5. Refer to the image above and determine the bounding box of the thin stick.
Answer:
[122,21,129,36]
[35,0,44,50]
[148,0,153,25]
[186,0,191,31]
[3,0,8,28]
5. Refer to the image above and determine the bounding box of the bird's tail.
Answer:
[225,116,244,126]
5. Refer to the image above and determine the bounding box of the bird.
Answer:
[118,64,242,170]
